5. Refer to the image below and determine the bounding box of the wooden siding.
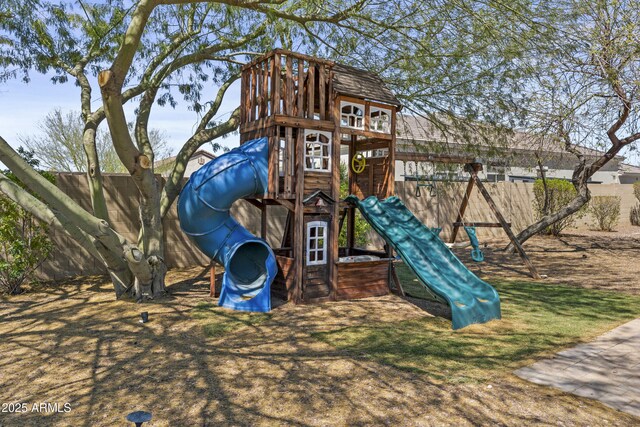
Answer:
[336,260,390,300]
[352,156,392,199]
[273,256,295,300]
[304,171,332,197]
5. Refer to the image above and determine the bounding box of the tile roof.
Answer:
[396,114,622,159]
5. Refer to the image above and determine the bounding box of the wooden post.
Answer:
[286,56,294,116]
[329,81,341,301]
[297,60,304,118]
[347,135,356,251]
[307,62,315,119]
[209,264,216,297]
[319,64,326,120]
[285,127,293,195]
[272,52,281,115]
[261,59,269,118]
[387,106,396,197]
[450,169,477,243]
[261,204,268,240]
[250,66,257,122]
[390,262,405,297]
[293,129,305,303]
[473,174,542,280]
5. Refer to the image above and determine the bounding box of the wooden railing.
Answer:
[240,49,334,125]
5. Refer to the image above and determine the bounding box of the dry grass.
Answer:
[0,235,639,426]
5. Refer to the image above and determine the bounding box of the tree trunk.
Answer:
[82,123,110,223]
[505,165,590,253]
[536,157,550,217]
[134,170,167,301]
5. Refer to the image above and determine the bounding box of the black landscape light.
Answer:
[126,410,152,426]
[140,312,149,323]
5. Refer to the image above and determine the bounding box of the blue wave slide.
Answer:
[177,137,276,312]
[346,195,501,329]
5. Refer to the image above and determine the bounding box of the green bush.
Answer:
[630,205,640,226]
[532,178,584,236]
[0,148,53,295]
[589,196,621,232]
[338,162,370,247]
[632,182,640,226]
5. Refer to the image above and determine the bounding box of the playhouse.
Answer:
[237,49,402,303]
[178,49,503,329]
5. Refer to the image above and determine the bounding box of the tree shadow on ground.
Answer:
[1,262,639,426]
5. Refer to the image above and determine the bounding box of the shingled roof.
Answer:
[332,63,402,109]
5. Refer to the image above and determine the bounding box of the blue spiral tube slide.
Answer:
[177,137,276,312]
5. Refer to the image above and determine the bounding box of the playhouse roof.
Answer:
[332,63,402,109]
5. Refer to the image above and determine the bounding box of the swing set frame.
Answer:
[396,152,541,280]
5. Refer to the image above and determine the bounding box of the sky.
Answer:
[2,69,639,167]
[0,70,243,159]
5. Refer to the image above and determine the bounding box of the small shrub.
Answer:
[0,148,53,295]
[632,182,640,227]
[589,196,621,232]
[630,205,640,226]
[532,178,584,236]
[338,162,370,247]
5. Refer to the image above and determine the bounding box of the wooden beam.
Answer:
[473,175,541,280]
[339,127,393,140]
[337,207,348,236]
[452,222,510,228]
[450,174,476,243]
[242,49,334,71]
[209,264,216,297]
[272,115,334,132]
[390,262,405,297]
[274,198,295,211]
[239,116,275,134]
[281,211,292,248]
[244,198,264,209]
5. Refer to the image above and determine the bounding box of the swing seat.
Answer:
[471,248,484,262]
[464,226,484,262]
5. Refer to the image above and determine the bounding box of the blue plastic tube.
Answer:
[177,137,276,312]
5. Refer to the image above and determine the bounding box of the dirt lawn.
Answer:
[0,234,639,426]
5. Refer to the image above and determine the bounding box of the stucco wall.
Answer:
[38,173,288,281]
[37,173,638,281]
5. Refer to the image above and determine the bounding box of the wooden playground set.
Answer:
[222,49,538,307]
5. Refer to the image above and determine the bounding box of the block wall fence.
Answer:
[36,173,639,281]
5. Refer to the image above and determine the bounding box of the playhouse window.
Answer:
[340,102,365,129]
[304,130,332,172]
[370,107,391,133]
[306,221,327,266]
